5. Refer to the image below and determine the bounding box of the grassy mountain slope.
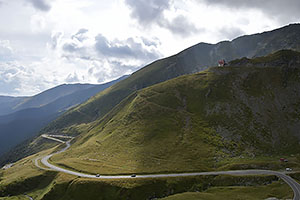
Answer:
[42,23,300,136]
[161,183,292,200]
[1,50,299,200]
[51,50,300,175]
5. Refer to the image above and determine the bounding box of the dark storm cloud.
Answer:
[200,0,300,23]
[29,0,51,12]
[125,0,201,36]
[95,34,161,61]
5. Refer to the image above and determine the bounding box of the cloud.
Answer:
[125,0,170,25]
[71,28,89,42]
[62,42,80,53]
[95,34,161,61]
[65,72,80,83]
[219,26,245,40]
[30,14,46,33]
[0,62,46,96]
[125,0,201,36]
[61,29,90,55]
[200,0,300,23]
[159,15,202,37]
[53,29,162,87]
[28,0,51,12]
[141,37,161,47]
[49,32,63,49]
[93,61,136,83]
[0,40,14,62]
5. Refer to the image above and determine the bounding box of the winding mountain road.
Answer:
[36,135,300,200]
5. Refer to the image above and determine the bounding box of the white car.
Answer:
[286,168,292,171]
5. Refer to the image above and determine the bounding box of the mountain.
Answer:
[0,96,28,116]
[1,50,300,200]
[50,50,300,175]
[12,84,94,113]
[0,75,128,157]
[42,23,300,136]
[0,83,110,116]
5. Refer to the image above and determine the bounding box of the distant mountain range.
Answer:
[0,75,128,157]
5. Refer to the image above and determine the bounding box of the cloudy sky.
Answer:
[0,0,299,96]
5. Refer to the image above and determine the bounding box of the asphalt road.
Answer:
[37,136,300,200]
[25,194,33,200]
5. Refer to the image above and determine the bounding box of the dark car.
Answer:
[131,174,136,177]
[96,174,101,177]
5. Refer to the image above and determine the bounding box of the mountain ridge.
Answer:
[42,23,300,135]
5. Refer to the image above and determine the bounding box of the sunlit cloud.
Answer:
[0,0,298,96]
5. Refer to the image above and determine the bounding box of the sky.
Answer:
[0,0,299,96]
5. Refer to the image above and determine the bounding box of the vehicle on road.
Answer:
[131,174,136,177]
[96,174,100,177]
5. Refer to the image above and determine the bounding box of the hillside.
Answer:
[0,76,128,159]
[42,23,300,136]
[50,50,300,175]
[0,84,92,116]
[0,96,28,116]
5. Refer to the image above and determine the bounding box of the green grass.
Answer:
[0,147,77,200]
[41,174,283,200]
[229,49,300,66]
[161,180,292,200]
